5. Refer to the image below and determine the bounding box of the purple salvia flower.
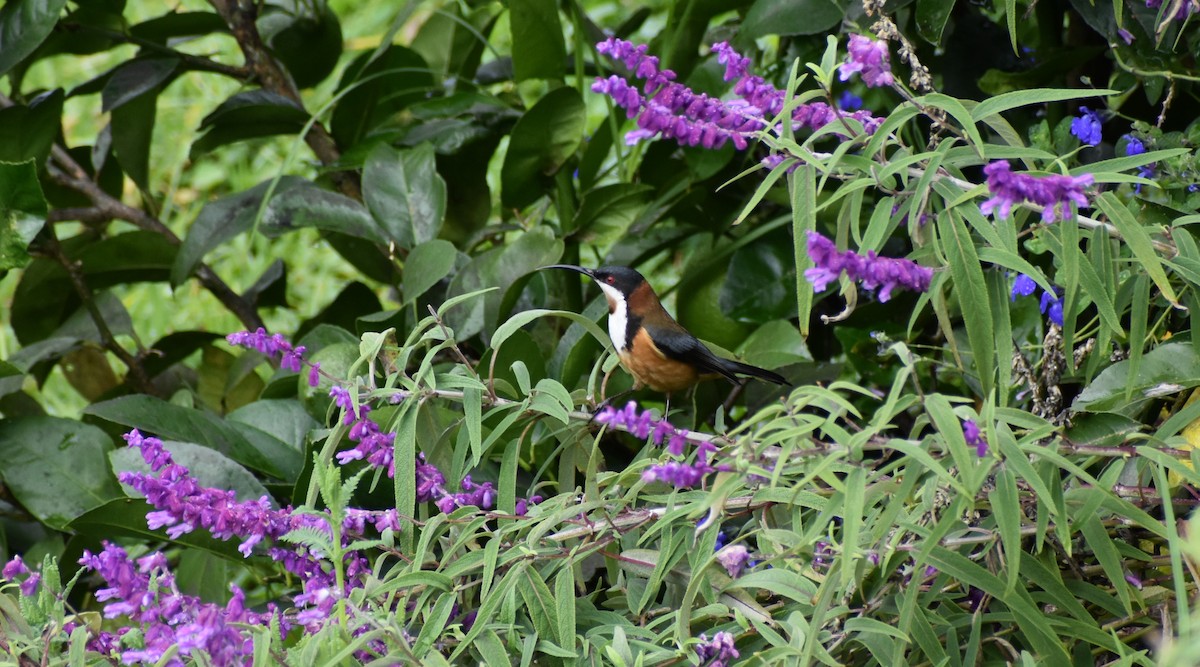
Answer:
[804,231,933,302]
[1040,290,1065,326]
[962,419,987,457]
[2,556,28,579]
[1011,274,1037,301]
[695,631,740,667]
[227,328,307,374]
[1070,106,1103,146]
[715,545,751,578]
[838,90,863,111]
[979,161,1094,223]
[19,573,40,596]
[839,35,894,87]
[307,362,322,387]
[642,460,715,488]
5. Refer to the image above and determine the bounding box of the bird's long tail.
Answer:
[722,359,790,386]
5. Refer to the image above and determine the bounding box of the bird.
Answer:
[541,264,790,393]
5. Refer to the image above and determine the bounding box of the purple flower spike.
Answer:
[962,419,988,457]
[1070,107,1103,146]
[227,328,309,375]
[2,556,28,579]
[642,460,714,488]
[804,231,933,302]
[696,631,740,667]
[979,161,1094,223]
[839,35,894,88]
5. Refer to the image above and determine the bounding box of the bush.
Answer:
[2,0,1200,664]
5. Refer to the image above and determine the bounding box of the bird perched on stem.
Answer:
[541,264,790,393]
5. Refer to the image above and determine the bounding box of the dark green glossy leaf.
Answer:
[447,226,562,341]
[736,320,811,369]
[12,231,175,344]
[111,87,155,190]
[1073,341,1200,412]
[0,88,63,166]
[509,0,566,82]
[331,45,434,149]
[501,87,585,209]
[363,142,446,249]
[191,90,309,158]
[141,331,223,378]
[258,2,343,89]
[85,395,293,480]
[742,0,842,37]
[101,57,178,113]
[0,416,122,529]
[719,237,797,324]
[0,159,47,273]
[262,180,386,245]
[403,239,457,304]
[172,176,308,285]
[0,0,69,77]
[916,0,956,44]
[574,184,653,247]
[129,11,227,43]
[227,399,317,455]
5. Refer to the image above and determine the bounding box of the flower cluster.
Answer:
[804,231,934,302]
[1070,106,1102,146]
[838,35,894,87]
[330,386,399,475]
[596,401,726,488]
[78,542,278,665]
[961,419,988,457]
[2,556,39,596]
[1011,274,1065,326]
[715,544,751,578]
[695,631,740,667]
[592,38,883,152]
[1123,134,1156,193]
[226,327,310,377]
[979,161,1094,223]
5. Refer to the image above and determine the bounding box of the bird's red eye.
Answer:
[605,275,616,284]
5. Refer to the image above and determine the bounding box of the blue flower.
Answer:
[1070,106,1103,146]
[838,90,863,111]
[1123,134,1145,156]
[1010,274,1037,301]
[1040,291,1065,326]
[962,419,987,457]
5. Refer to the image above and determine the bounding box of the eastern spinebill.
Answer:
[541,264,790,393]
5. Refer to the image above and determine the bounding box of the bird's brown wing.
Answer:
[643,323,741,384]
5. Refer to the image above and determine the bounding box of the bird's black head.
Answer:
[538,264,646,297]
[591,266,646,296]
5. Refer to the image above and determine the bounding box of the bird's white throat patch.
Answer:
[596,282,628,352]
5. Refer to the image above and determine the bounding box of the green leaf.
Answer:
[85,395,293,480]
[741,0,843,37]
[736,320,811,369]
[101,57,178,113]
[0,0,69,78]
[1095,192,1178,306]
[509,0,566,82]
[916,0,956,44]
[501,87,586,209]
[1073,341,1200,412]
[402,239,457,305]
[363,142,447,250]
[970,88,1121,122]
[0,88,63,166]
[262,180,387,245]
[492,308,609,356]
[227,399,317,454]
[573,184,653,248]
[190,90,309,158]
[111,440,272,505]
[129,11,227,43]
[110,86,155,190]
[172,176,308,285]
[939,211,995,397]
[446,227,562,340]
[719,236,798,324]
[258,2,343,89]
[0,159,47,273]
[330,45,434,148]
[0,416,122,529]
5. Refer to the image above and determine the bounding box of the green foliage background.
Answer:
[2,0,1200,663]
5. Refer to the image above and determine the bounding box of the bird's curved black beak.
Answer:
[538,264,594,278]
